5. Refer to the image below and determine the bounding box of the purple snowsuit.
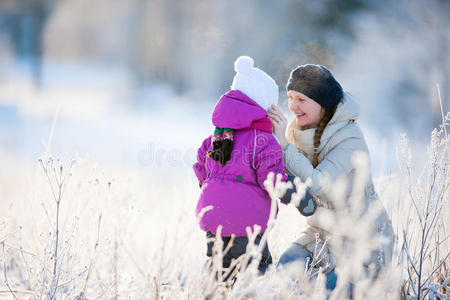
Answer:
[193,90,288,237]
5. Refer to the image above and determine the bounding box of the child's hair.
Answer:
[207,138,233,166]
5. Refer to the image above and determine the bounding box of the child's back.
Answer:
[194,90,286,236]
[192,56,287,278]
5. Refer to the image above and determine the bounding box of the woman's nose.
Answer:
[288,101,298,111]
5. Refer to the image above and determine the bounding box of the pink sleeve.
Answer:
[254,133,288,191]
[193,136,212,186]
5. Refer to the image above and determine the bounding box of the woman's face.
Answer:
[287,90,324,128]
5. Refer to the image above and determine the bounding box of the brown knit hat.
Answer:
[286,64,343,112]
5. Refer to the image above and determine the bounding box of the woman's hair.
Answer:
[310,98,341,167]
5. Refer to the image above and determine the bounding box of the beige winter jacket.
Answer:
[283,94,394,274]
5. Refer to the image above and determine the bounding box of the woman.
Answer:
[268,64,394,293]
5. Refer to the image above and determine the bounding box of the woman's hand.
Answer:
[268,104,289,150]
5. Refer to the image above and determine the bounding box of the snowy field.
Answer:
[1,125,448,299]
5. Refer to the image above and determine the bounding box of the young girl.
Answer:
[193,56,288,277]
[268,64,394,292]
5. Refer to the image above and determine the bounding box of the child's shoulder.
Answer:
[203,135,212,143]
[253,130,282,151]
[198,135,212,150]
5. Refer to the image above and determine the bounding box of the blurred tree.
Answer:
[39,0,378,94]
[2,0,447,127]
[0,0,57,88]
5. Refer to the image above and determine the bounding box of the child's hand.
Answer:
[268,105,289,150]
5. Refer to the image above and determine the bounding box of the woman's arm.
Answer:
[283,136,362,196]
[280,175,317,216]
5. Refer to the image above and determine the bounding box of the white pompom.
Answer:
[234,56,254,74]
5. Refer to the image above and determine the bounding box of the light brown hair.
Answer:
[301,99,342,167]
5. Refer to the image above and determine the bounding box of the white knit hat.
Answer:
[230,56,279,111]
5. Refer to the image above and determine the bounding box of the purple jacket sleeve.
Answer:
[254,133,288,191]
[193,136,212,186]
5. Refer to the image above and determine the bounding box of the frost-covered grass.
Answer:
[0,115,448,299]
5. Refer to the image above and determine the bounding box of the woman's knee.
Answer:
[277,243,312,269]
[325,269,338,290]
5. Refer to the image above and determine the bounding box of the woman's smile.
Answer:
[296,113,307,123]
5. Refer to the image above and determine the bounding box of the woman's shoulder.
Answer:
[323,121,369,155]
[327,121,364,143]
[338,120,364,139]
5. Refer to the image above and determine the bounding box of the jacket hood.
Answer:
[212,90,268,129]
[328,92,359,126]
[321,92,360,141]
